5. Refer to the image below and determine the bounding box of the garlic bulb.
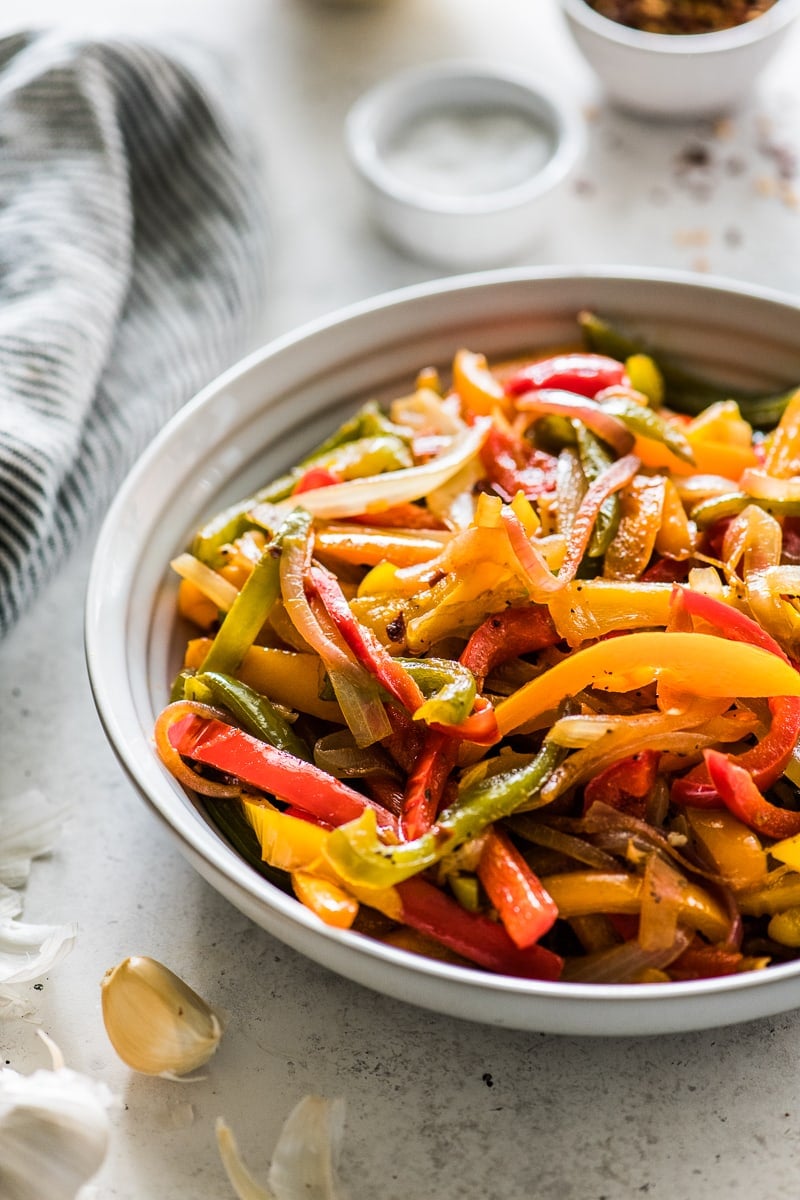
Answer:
[0,1048,114,1200]
[101,956,222,1077]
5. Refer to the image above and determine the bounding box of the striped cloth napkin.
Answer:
[0,31,269,637]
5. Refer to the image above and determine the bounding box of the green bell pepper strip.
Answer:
[196,519,290,678]
[579,310,798,429]
[690,491,800,529]
[395,657,476,727]
[185,671,311,761]
[600,395,695,464]
[325,736,566,889]
[191,405,413,564]
[203,795,293,894]
[575,425,621,558]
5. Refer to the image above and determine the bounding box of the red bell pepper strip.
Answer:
[309,565,426,713]
[479,423,558,502]
[401,730,457,840]
[668,939,744,981]
[396,875,563,980]
[170,714,399,834]
[504,353,628,400]
[557,453,641,582]
[460,604,560,690]
[292,466,341,494]
[514,389,635,457]
[703,749,800,839]
[670,587,800,805]
[477,828,559,949]
[582,750,660,819]
[310,564,499,744]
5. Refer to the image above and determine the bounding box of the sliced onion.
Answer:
[314,731,400,780]
[561,927,692,983]
[740,467,800,502]
[276,420,490,520]
[154,701,244,798]
[170,553,240,611]
[516,389,635,457]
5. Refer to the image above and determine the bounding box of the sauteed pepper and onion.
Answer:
[156,310,800,985]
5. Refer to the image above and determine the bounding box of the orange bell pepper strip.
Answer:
[495,631,800,738]
[541,871,730,943]
[477,828,558,949]
[452,348,510,417]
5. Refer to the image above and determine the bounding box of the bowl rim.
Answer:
[345,59,585,217]
[86,265,800,1034]
[560,0,800,52]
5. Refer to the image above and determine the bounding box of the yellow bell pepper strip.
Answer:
[452,348,510,417]
[196,520,287,679]
[185,638,343,723]
[578,309,798,428]
[169,712,400,835]
[683,808,768,892]
[479,421,558,502]
[540,870,731,943]
[547,579,673,646]
[555,453,640,583]
[494,630,800,739]
[504,352,629,400]
[703,749,800,840]
[574,426,623,558]
[203,796,294,893]
[669,587,800,806]
[325,736,565,889]
[185,671,311,761]
[599,394,695,464]
[515,389,635,458]
[764,388,800,477]
[394,876,563,980]
[291,872,360,929]
[476,828,558,949]
[624,353,664,407]
[314,524,450,569]
[653,478,696,561]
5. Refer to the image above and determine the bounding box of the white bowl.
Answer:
[560,0,800,118]
[86,267,800,1037]
[345,63,585,269]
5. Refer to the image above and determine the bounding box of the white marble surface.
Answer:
[3,1,800,1197]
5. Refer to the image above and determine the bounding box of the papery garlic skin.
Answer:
[217,1096,347,1200]
[0,1064,114,1200]
[101,955,222,1077]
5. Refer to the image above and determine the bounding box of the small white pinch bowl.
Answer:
[345,62,585,270]
[560,0,800,118]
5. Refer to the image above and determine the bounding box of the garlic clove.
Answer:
[0,1058,114,1200]
[101,955,222,1077]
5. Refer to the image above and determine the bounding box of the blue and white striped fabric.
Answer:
[0,31,269,636]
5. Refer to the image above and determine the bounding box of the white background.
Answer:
[3,1,800,1197]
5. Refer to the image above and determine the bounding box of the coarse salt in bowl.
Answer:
[560,0,800,118]
[345,62,585,270]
